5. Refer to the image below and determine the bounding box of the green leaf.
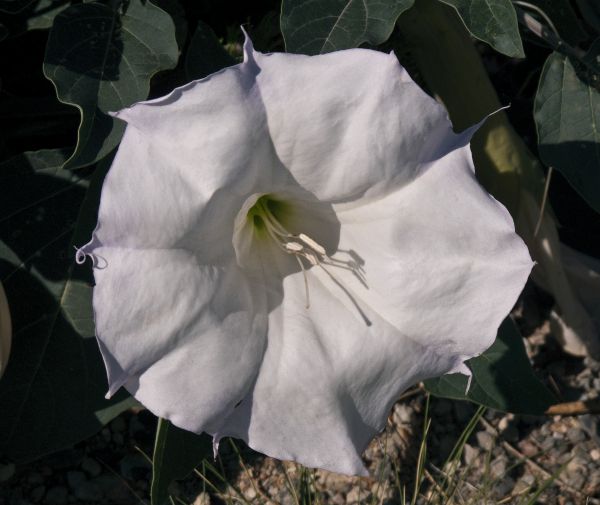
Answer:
[425,318,555,415]
[437,0,524,58]
[43,0,178,169]
[534,42,600,215]
[151,418,212,505]
[281,0,415,55]
[25,0,70,31]
[185,20,235,81]
[0,149,135,462]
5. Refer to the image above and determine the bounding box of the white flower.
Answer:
[77,35,533,475]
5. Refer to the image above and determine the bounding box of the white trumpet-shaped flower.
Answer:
[77,35,533,475]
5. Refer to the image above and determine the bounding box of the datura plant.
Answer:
[76,35,533,475]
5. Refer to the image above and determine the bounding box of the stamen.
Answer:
[298,233,326,256]
[250,196,369,323]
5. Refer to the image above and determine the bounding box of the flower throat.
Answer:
[247,196,370,325]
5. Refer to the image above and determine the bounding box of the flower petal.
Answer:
[214,269,463,475]
[250,44,471,203]
[91,246,267,431]
[87,40,289,261]
[328,143,533,358]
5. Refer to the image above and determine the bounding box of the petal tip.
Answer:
[241,26,255,63]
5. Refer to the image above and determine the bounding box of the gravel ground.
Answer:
[1,283,599,505]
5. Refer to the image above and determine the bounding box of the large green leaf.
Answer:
[281,0,414,55]
[43,0,178,169]
[0,149,134,462]
[437,0,524,58]
[151,418,212,505]
[425,318,555,415]
[534,42,600,215]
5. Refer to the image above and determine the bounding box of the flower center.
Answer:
[244,195,367,314]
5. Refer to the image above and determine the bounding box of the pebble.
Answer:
[591,448,600,461]
[393,404,412,424]
[490,456,507,478]
[540,437,555,451]
[463,443,479,465]
[80,457,102,477]
[45,486,68,505]
[494,477,514,496]
[193,492,211,505]
[566,427,585,443]
[476,431,494,451]
[346,486,362,503]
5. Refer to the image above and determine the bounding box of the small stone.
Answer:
[523,473,535,485]
[193,492,211,505]
[0,462,16,482]
[81,457,102,477]
[346,486,362,503]
[566,473,586,489]
[540,437,555,451]
[590,448,600,461]
[66,471,86,489]
[463,443,479,465]
[497,415,512,432]
[518,440,538,457]
[476,431,494,451]
[490,456,507,478]
[566,427,585,444]
[494,477,514,497]
[30,486,46,503]
[111,416,126,433]
[393,404,412,424]
[243,487,256,500]
[567,456,587,475]
[45,486,68,505]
